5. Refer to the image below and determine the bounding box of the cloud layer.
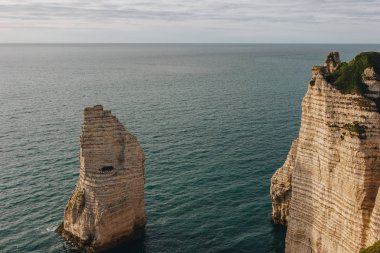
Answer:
[0,0,379,42]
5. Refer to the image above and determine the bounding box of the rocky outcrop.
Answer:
[325,51,341,73]
[58,105,146,252]
[271,139,298,225]
[271,52,380,253]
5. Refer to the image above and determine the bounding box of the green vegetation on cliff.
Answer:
[326,52,380,94]
[343,121,367,139]
[360,240,380,253]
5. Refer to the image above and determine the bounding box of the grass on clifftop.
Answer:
[325,52,380,94]
[360,240,380,253]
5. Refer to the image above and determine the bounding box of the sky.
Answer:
[0,0,380,43]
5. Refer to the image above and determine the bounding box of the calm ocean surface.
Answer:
[1,44,380,253]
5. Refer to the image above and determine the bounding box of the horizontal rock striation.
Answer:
[271,52,380,253]
[58,105,146,252]
[271,139,298,225]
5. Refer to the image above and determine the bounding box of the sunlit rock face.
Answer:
[271,52,380,253]
[58,105,146,252]
[363,67,380,98]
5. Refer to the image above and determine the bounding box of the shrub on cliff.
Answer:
[343,121,367,139]
[360,240,380,253]
[326,52,380,94]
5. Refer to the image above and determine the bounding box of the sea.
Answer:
[1,44,380,253]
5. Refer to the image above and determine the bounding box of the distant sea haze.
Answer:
[1,44,380,253]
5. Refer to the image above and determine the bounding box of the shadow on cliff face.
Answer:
[271,224,286,253]
[373,97,380,113]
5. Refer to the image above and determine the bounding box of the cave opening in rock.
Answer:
[100,166,114,172]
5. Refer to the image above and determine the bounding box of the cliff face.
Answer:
[271,52,380,253]
[271,139,298,225]
[58,105,146,252]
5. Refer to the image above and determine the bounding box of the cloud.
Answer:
[1,0,379,24]
[0,0,379,42]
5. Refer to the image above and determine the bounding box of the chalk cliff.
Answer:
[58,105,146,252]
[271,52,380,253]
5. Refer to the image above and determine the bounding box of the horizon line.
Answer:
[1,42,380,45]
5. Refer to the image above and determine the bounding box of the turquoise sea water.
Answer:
[1,44,380,253]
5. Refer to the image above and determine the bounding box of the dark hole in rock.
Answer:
[100,166,114,172]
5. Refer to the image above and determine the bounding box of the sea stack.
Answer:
[271,52,380,253]
[58,105,146,252]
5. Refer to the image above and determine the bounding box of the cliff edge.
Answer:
[58,105,146,252]
[271,52,380,253]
